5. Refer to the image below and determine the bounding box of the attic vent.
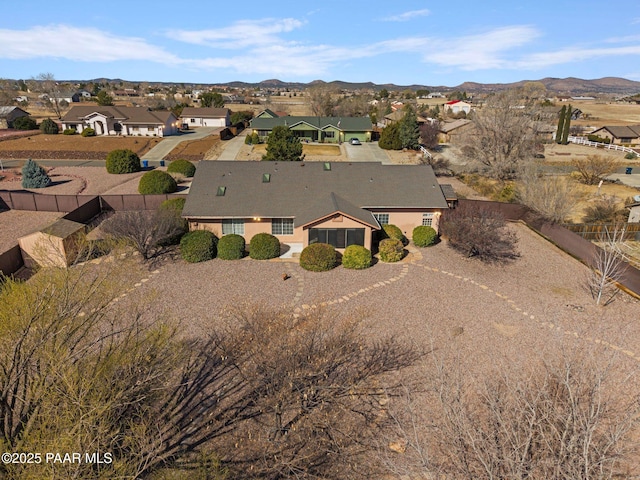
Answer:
[216,186,226,196]
[323,162,331,171]
[262,173,271,183]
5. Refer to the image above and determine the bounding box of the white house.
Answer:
[180,107,230,127]
[444,100,471,115]
[61,105,179,137]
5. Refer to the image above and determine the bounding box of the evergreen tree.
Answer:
[262,126,305,161]
[556,105,566,144]
[21,159,51,188]
[561,104,572,144]
[379,122,401,150]
[96,90,114,106]
[398,106,420,149]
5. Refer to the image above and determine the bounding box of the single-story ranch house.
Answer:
[590,125,640,145]
[182,161,450,253]
[0,106,30,129]
[179,107,231,128]
[249,116,373,143]
[61,106,179,137]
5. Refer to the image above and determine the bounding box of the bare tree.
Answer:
[460,89,539,180]
[587,225,629,306]
[517,164,582,223]
[419,119,440,149]
[35,72,63,119]
[307,85,335,116]
[573,154,618,185]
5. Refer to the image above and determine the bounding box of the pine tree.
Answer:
[21,159,51,188]
[561,104,572,144]
[398,106,420,149]
[262,126,304,161]
[556,105,566,144]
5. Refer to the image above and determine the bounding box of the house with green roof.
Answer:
[182,161,451,254]
[249,116,373,143]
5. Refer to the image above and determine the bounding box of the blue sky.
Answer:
[1,0,639,86]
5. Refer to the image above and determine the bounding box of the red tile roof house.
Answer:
[179,107,231,128]
[61,106,179,137]
[443,100,471,115]
[182,161,450,254]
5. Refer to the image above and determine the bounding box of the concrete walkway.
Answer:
[141,127,220,161]
[216,131,248,160]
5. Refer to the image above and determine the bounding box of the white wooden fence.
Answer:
[419,145,432,160]
[567,136,640,157]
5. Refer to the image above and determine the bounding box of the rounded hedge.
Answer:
[218,234,246,260]
[300,243,337,272]
[12,116,37,130]
[39,118,59,134]
[167,159,196,177]
[379,238,404,263]
[342,245,372,270]
[138,170,177,194]
[249,233,281,260]
[106,149,141,174]
[412,225,437,247]
[382,224,406,243]
[81,127,96,137]
[180,230,218,263]
[63,128,77,135]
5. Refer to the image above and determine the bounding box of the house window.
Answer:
[422,213,434,226]
[190,119,196,123]
[222,219,244,235]
[308,228,365,248]
[620,138,632,143]
[272,218,294,235]
[258,130,270,137]
[374,213,389,225]
[325,131,335,138]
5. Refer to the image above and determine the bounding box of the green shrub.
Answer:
[251,132,260,144]
[249,233,280,260]
[167,159,196,177]
[63,128,77,135]
[21,159,51,188]
[138,170,177,194]
[299,243,337,272]
[106,149,141,174]
[12,116,37,130]
[244,134,252,145]
[39,118,59,134]
[159,197,188,234]
[218,234,246,260]
[412,225,437,247]
[180,230,218,263]
[382,224,406,243]
[625,152,637,160]
[587,134,610,144]
[342,245,372,269]
[81,127,96,137]
[379,238,404,263]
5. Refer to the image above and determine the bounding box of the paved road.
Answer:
[141,127,220,161]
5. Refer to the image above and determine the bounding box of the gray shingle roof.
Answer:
[61,106,176,125]
[0,106,29,118]
[182,161,448,224]
[249,116,372,131]
[597,125,640,139]
[180,107,230,118]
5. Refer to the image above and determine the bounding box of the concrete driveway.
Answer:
[141,127,220,161]
[343,141,391,164]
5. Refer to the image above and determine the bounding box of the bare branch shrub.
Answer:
[587,225,629,306]
[573,154,617,185]
[517,165,582,223]
[440,202,519,262]
[419,120,441,149]
[583,195,628,224]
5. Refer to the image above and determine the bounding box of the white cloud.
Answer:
[421,26,540,70]
[605,34,640,43]
[382,9,431,22]
[0,25,181,64]
[518,45,640,69]
[167,18,305,49]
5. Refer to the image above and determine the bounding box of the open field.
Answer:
[571,100,640,128]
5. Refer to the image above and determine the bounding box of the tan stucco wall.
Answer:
[189,218,303,245]
[302,214,374,249]
[371,209,442,238]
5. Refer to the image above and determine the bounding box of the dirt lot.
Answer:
[0,134,162,160]
[237,143,346,161]
[571,101,640,128]
[166,135,222,161]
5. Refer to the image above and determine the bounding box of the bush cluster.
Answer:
[412,225,437,247]
[180,230,218,263]
[63,128,77,135]
[159,197,188,235]
[382,224,406,244]
[249,233,281,260]
[81,127,96,137]
[12,116,37,130]
[299,243,337,272]
[218,234,245,260]
[167,159,196,177]
[342,245,372,269]
[106,149,141,174]
[21,159,51,188]
[378,238,404,263]
[138,170,178,194]
[39,118,59,134]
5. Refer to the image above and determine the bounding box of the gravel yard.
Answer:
[0,209,63,252]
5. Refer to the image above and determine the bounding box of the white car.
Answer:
[349,138,361,145]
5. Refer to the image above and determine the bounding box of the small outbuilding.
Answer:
[18,218,86,268]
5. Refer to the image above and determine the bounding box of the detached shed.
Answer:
[18,218,86,268]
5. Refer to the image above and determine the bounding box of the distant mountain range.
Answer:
[75,77,640,95]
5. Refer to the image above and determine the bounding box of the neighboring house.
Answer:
[444,100,471,115]
[438,119,472,143]
[61,105,179,137]
[383,110,428,126]
[0,106,30,128]
[249,116,373,143]
[182,161,449,252]
[14,96,28,103]
[627,199,640,223]
[589,125,640,145]
[179,107,231,127]
[49,92,80,104]
[254,109,281,119]
[78,90,92,99]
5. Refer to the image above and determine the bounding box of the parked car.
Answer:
[349,138,361,145]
